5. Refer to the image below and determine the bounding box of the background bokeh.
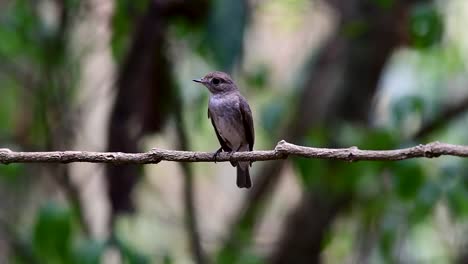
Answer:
[1,0,468,263]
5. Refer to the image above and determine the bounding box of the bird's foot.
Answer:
[213,147,223,163]
[229,150,237,161]
[231,146,243,162]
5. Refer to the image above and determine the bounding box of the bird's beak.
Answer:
[192,78,203,83]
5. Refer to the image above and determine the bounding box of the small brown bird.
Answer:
[193,71,254,188]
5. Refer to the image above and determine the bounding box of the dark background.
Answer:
[0,0,468,263]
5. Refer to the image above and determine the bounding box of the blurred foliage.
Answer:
[0,81,19,141]
[0,0,79,148]
[372,0,395,9]
[72,240,106,264]
[293,110,466,261]
[111,0,150,61]
[260,98,288,135]
[0,0,41,60]
[0,163,24,182]
[392,160,425,200]
[409,4,443,49]
[112,234,150,264]
[392,95,425,126]
[9,202,105,264]
[216,216,258,264]
[33,203,74,263]
[343,20,369,39]
[1,0,468,263]
[245,65,270,91]
[201,0,247,71]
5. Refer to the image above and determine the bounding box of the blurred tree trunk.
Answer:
[106,0,173,217]
[106,0,209,219]
[105,1,209,263]
[69,0,115,239]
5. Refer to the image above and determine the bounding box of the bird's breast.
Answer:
[209,95,245,148]
[209,96,239,114]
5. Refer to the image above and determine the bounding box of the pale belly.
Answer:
[209,96,246,150]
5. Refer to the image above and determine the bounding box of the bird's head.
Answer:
[193,71,237,94]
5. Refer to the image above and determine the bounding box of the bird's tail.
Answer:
[236,162,251,188]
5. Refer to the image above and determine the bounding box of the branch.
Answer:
[1,141,468,164]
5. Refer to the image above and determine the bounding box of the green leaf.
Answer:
[337,125,397,150]
[379,229,396,261]
[245,65,270,91]
[203,0,247,70]
[217,245,263,264]
[0,82,20,139]
[409,4,443,49]
[33,203,74,264]
[446,186,468,218]
[371,0,394,9]
[359,129,397,150]
[114,236,150,264]
[72,240,105,264]
[391,160,425,200]
[391,95,426,134]
[0,163,25,182]
[407,180,439,224]
[443,165,468,217]
[392,96,425,122]
[333,162,377,194]
[237,250,264,264]
[293,157,326,189]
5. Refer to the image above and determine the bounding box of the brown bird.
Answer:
[193,71,254,188]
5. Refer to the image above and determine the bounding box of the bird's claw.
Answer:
[213,148,223,163]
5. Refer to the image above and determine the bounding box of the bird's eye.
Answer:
[211,78,221,85]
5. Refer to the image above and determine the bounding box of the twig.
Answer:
[0,141,468,164]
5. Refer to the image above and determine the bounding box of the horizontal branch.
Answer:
[0,141,468,165]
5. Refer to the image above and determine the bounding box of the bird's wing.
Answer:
[239,96,255,151]
[208,109,232,152]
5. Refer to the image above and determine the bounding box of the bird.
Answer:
[193,71,254,188]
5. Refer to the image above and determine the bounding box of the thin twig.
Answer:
[0,141,467,164]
